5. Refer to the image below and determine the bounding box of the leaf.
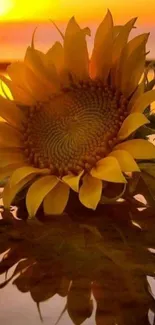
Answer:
[128,172,141,194]
[141,171,155,201]
[139,162,155,178]
[134,162,155,205]
[129,175,155,208]
[135,125,155,138]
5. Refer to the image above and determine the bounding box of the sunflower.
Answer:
[1,10,155,217]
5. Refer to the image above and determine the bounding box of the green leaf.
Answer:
[128,172,141,195]
[141,171,155,201]
[138,163,155,204]
[139,162,155,178]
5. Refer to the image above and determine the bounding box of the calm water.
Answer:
[0,199,155,325]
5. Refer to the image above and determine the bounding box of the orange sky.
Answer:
[0,0,155,24]
[0,0,155,61]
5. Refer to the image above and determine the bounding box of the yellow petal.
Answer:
[0,75,35,105]
[116,33,148,92]
[8,62,53,101]
[90,10,113,81]
[109,150,140,172]
[26,175,59,217]
[90,156,126,183]
[0,149,26,168]
[128,81,144,112]
[117,113,149,140]
[45,42,64,74]
[120,35,148,96]
[115,139,155,159]
[112,18,137,65]
[3,174,35,209]
[113,25,123,36]
[62,170,84,192]
[0,96,25,130]
[111,18,137,85]
[0,164,23,184]
[25,47,59,92]
[43,182,69,215]
[64,17,89,80]
[7,62,29,87]
[79,174,102,210]
[10,166,50,187]
[0,122,23,148]
[131,89,155,113]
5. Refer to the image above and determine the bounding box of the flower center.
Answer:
[23,81,128,175]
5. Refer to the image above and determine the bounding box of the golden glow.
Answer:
[0,0,13,16]
[0,0,59,21]
[0,0,155,23]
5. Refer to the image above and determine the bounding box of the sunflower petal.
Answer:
[115,139,155,159]
[117,113,149,140]
[43,182,69,215]
[8,62,51,101]
[26,175,59,217]
[116,33,148,92]
[0,75,35,105]
[0,122,23,148]
[45,42,64,74]
[25,47,60,91]
[112,19,137,78]
[109,150,140,172]
[3,174,35,209]
[64,17,89,80]
[91,156,126,183]
[7,62,29,86]
[0,96,25,130]
[112,18,137,65]
[120,35,148,96]
[131,89,155,113]
[0,149,26,168]
[10,166,50,187]
[0,164,24,184]
[113,25,122,38]
[62,170,84,192]
[111,18,137,85]
[79,174,102,209]
[90,10,113,81]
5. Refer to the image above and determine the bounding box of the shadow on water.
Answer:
[1,190,155,324]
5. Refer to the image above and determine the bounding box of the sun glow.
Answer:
[0,0,59,21]
[0,0,13,17]
[0,0,154,23]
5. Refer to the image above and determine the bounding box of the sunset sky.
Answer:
[0,0,155,61]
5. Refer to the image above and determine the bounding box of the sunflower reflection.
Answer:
[0,201,155,324]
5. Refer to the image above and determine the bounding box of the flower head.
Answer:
[1,11,155,217]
